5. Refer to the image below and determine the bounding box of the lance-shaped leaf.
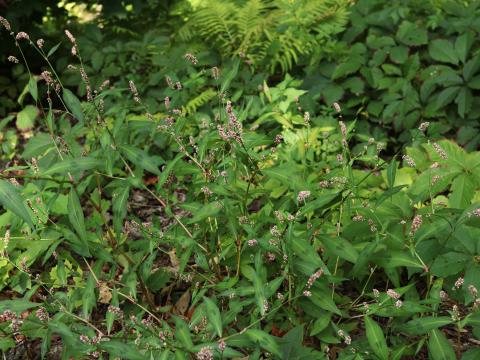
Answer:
[0,180,34,228]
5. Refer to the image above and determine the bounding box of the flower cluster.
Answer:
[402,155,416,168]
[184,53,198,65]
[297,190,311,202]
[409,215,422,236]
[432,142,448,160]
[217,101,243,144]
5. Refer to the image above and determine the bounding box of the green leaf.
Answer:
[203,297,222,337]
[63,88,84,121]
[387,159,397,189]
[332,61,362,80]
[468,75,480,89]
[68,189,87,244]
[16,105,38,130]
[22,132,52,159]
[319,235,358,263]
[434,86,460,111]
[0,180,34,228]
[429,40,459,65]
[98,341,145,360]
[43,157,103,175]
[106,289,118,335]
[449,174,476,208]
[365,316,389,360]
[82,272,96,318]
[428,329,456,360]
[220,58,240,93]
[120,145,163,175]
[310,290,342,315]
[112,186,130,235]
[455,32,474,63]
[310,313,332,336]
[173,316,194,351]
[28,77,38,101]
[463,55,480,81]
[187,202,221,223]
[47,42,61,58]
[278,325,315,359]
[301,192,342,214]
[430,252,469,277]
[246,329,282,358]
[396,21,428,46]
[462,348,480,360]
[381,251,424,269]
[400,316,453,335]
[455,87,472,118]
[0,299,38,313]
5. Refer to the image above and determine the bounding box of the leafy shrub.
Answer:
[304,0,480,150]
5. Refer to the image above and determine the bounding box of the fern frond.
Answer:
[188,0,351,73]
[183,88,217,115]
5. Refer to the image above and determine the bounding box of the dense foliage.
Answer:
[1,1,480,359]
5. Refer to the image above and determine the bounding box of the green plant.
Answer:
[304,0,480,150]
[180,0,350,73]
[2,8,480,360]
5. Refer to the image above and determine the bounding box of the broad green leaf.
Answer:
[0,299,38,313]
[319,235,358,263]
[120,145,163,175]
[429,40,459,65]
[174,316,194,351]
[16,105,38,130]
[310,290,342,315]
[220,58,240,93]
[253,271,267,316]
[462,348,480,360]
[157,154,183,187]
[380,251,424,269]
[301,192,342,214]
[399,316,452,335]
[246,329,282,358]
[278,325,315,359]
[43,157,103,175]
[434,86,460,111]
[82,272,96,318]
[106,289,119,334]
[387,159,397,189]
[310,313,332,336]
[428,329,456,360]
[449,174,475,208]
[63,88,84,121]
[455,32,474,63]
[68,189,87,243]
[463,55,480,81]
[396,21,428,46]
[468,75,480,89]
[22,132,52,159]
[365,316,389,360]
[112,186,130,235]
[187,202,221,223]
[332,61,362,80]
[28,77,38,101]
[98,341,145,360]
[430,252,469,277]
[455,87,472,118]
[0,180,34,228]
[203,297,222,337]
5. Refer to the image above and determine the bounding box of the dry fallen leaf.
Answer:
[98,282,112,304]
[172,289,190,316]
